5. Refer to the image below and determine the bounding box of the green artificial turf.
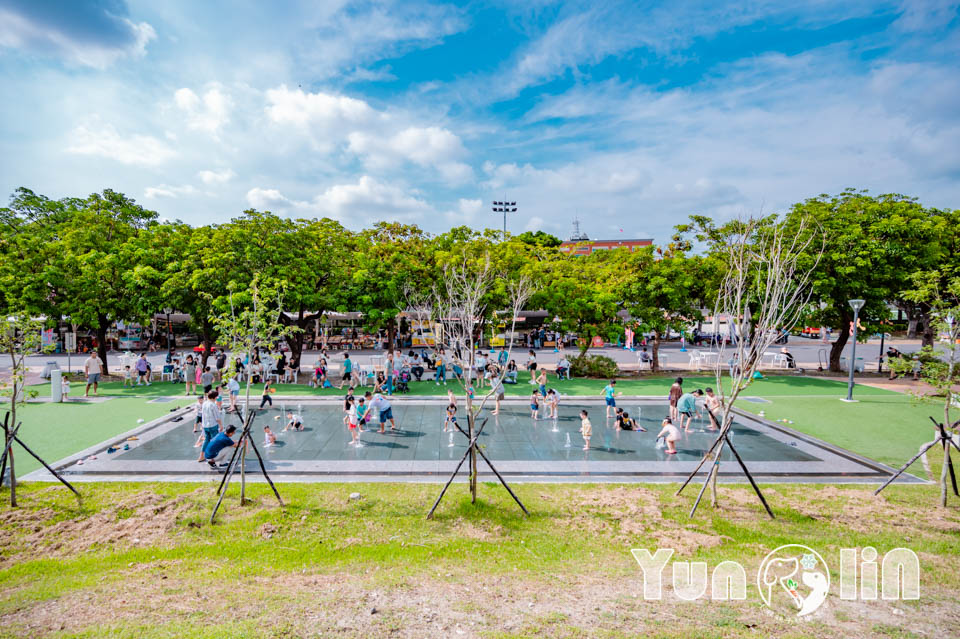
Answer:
[5,398,195,475]
[29,372,898,399]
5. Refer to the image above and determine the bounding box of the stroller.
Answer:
[394,370,411,394]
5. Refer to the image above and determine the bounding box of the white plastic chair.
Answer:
[688,350,702,370]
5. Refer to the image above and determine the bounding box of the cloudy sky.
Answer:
[0,0,958,242]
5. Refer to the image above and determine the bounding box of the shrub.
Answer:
[570,354,620,378]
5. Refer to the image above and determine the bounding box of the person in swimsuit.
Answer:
[668,377,683,422]
[656,417,681,455]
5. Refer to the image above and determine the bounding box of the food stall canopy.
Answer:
[153,313,192,324]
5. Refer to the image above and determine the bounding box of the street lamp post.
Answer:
[845,299,865,402]
[491,200,517,238]
[164,308,173,350]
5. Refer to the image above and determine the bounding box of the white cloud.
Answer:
[246,187,291,210]
[198,168,236,184]
[444,197,483,225]
[0,6,155,68]
[245,177,432,227]
[524,216,545,232]
[347,125,472,183]
[174,86,232,136]
[266,86,473,183]
[145,184,196,199]
[265,85,375,129]
[293,1,466,80]
[66,123,176,166]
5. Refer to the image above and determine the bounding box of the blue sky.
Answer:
[1,0,958,242]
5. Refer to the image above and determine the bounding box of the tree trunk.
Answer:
[941,442,950,508]
[5,406,16,507]
[96,319,109,373]
[651,330,662,373]
[387,317,397,355]
[829,312,852,372]
[200,318,214,369]
[920,311,935,348]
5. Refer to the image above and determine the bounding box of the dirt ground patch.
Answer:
[0,489,205,567]
[567,486,724,555]
[784,486,960,535]
[3,566,959,638]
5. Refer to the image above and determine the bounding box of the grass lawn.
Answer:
[0,481,957,638]
[4,376,958,637]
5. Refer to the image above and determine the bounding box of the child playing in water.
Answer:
[355,397,368,432]
[342,386,355,427]
[346,397,360,446]
[444,403,457,433]
[529,390,540,420]
[446,388,457,409]
[602,380,620,418]
[545,388,558,419]
[618,411,646,432]
[283,410,303,432]
[193,395,204,433]
[580,409,592,450]
[656,417,681,455]
[263,425,277,447]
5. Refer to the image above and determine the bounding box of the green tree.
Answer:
[534,250,628,358]
[351,222,435,352]
[780,190,940,371]
[515,230,562,248]
[207,211,354,365]
[621,244,712,372]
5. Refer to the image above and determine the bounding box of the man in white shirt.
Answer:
[83,352,104,397]
[197,390,224,462]
[365,391,397,432]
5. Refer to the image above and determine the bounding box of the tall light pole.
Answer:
[491,200,517,238]
[844,299,865,402]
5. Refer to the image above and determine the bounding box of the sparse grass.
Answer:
[0,481,956,638]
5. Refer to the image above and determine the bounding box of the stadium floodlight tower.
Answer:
[491,200,517,238]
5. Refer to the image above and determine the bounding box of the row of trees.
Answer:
[0,187,957,372]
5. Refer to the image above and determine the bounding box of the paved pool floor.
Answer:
[28,398,921,484]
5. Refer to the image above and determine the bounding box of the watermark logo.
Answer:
[631,545,919,614]
[758,545,829,616]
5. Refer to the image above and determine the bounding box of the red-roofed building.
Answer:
[557,218,653,255]
[559,238,653,255]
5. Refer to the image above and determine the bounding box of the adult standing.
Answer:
[385,351,394,395]
[183,355,197,395]
[215,350,227,380]
[491,376,505,416]
[338,353,353,389]
[197,390,223,463]
[83,351,104,397]
[135,353,150,386]
[668,377,683,422]
[434,348,447,386]
[676,389,703,431]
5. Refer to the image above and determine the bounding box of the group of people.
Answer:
[342,388,398,446]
